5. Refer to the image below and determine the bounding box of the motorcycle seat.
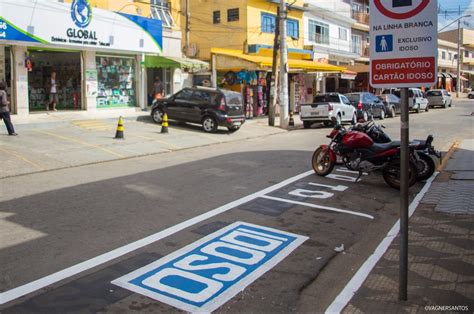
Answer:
[370,141,401,152]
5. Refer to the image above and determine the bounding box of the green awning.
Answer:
[145,55,209,71]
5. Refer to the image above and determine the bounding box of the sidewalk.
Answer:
[0,112,291,179]
[342,140,474,313]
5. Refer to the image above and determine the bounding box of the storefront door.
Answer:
[28,50,82,111]
[0,46,14,112]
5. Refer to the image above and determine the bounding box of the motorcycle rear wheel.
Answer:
[382,159,418,189]
[312,147,335,176]
[416,152,436,181]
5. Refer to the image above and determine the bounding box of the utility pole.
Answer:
[456,19,461,97]
[268,7,280,127]
[279,0,289,129]
[184,0,190,56]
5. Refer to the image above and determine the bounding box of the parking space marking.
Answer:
[260,195,374,220]
[325,173,438,313]
[0,147,44,171]
[134,135,182,150]
[112,222,308,313]
[336,168,368,175]
[0,170,314,305]
[33,130,125,158]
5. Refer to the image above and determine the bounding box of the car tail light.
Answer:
[328,104,333,111]
[357,102,363,109]
[218,98,226,111]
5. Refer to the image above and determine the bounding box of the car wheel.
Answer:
[151,108,164,124]
[202,116,218,133]
[351,113,357,125]
[449,101,452,107]
[416,107,421,113]
[425,105,429,112]
[468,94,474,99]
[303,121,313,129]
[363,111,369,122]
[380,109,385,120]
[390,107,396,118]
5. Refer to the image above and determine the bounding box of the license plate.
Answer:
[310,110,320,116]
[233,121,242,126]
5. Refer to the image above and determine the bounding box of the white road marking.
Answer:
[260,195,374,220]
[0,170,314,305]
[336,168,368,175]
[325,172,439,314]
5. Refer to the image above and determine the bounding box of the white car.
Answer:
[383,88,429,113]
[426,89,452,108]
[300,93,356,128]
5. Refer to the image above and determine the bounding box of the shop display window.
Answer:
[96,56,136,108]
[28,51,82,111]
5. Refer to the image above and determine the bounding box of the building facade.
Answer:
[0,0,202,117]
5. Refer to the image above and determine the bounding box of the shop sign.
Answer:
[370,0,437,88]
[112,222,307,313]
[341,73,357,80]
[0,0,163,54]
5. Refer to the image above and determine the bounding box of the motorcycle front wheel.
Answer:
[312,147,335,176]
[382,159,418,189]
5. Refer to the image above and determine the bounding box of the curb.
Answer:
[437,140,460,171]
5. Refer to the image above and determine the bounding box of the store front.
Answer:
[27,50,82,111]
[0,0,163,116]
[210,48,345,118]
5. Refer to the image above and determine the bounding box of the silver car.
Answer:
[426,89,452,108]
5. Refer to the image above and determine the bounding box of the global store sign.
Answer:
[370,0,437,88]
[0,0,163,54]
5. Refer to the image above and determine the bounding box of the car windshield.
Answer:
[222,91,242,105]
[345,94,361,102]
[314,94,340,103]
[427,91,442,96]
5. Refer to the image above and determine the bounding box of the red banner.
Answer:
[371,57,436,85]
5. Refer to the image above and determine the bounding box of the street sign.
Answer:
[370,0,438,88]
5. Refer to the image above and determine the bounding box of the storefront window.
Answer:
[96,56,136,108]
[28,51,82,111]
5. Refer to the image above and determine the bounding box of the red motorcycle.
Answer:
[312,124,419,189]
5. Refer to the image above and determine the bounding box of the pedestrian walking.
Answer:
[153,76,164,100]
[47,71,59,111]
[0,82,17,136]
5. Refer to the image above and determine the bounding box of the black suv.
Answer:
[151,87,245,133]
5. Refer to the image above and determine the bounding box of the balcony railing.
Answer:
[351,11,369,25]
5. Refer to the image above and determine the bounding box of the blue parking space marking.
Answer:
[112,222,308,313]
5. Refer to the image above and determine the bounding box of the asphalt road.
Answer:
[0,99,472,313]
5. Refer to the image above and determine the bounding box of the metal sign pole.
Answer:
[399,87,409,301]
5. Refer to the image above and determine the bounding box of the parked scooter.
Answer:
[351,120,440,181]
[312,123,419,189]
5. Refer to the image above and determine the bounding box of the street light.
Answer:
[438,14,472,97]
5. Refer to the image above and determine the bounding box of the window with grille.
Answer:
[213,11,221,24]
[339,27,348,41]
[151,0,174,28]
[351,35,361,54]
[287,19,299,38]
[227,8,239,22]
[308,20,329,45]
[261,13,276,33]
